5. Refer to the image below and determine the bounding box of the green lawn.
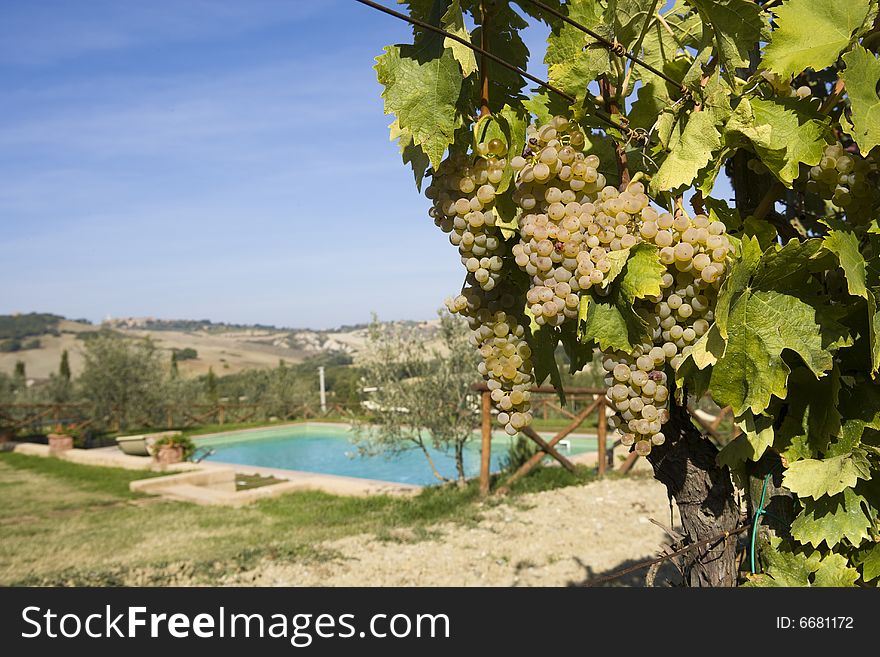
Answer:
[0,452,593,586]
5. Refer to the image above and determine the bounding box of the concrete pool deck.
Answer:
[8,441,422,504]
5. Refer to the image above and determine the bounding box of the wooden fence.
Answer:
[472,384,739,496]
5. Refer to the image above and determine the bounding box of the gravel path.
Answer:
[228,474,682,587]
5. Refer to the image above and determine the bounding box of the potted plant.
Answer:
[151,434,195,465]
[47,425,74,454]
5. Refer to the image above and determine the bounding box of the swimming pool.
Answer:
[197,423,597,486]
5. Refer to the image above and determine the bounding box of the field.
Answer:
[0,318,446,380]
[1,452,660,586]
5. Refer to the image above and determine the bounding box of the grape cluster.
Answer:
[511,116,654,327]
[600,212,734,455]
[804,142,874,210]
[426,140,509,291]
[446,285,534,435]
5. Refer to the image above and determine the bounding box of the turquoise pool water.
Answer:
[198,423,597,486]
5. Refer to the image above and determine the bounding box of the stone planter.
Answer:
[155,444,184,465]
[48,433,74,455]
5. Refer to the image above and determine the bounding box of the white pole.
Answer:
[318,366,327,413]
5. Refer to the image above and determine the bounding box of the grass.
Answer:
[0,452,593,586]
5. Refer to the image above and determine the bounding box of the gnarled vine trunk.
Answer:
[645,402,740,587]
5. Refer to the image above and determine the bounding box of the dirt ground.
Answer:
[226,474,683,587]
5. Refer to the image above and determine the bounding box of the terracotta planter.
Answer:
[156,444,184,465]
[48,433,74,455]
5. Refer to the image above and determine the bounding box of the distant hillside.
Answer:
[0,313,442,380]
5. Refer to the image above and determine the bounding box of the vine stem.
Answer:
[479,0,490,118]
[599,75,631,189]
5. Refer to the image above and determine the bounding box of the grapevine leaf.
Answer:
[544,0,611,103]
[389,119,430,190]
[857,543,880,581]
[715,235,761,339]
[812,553,861,587]
[870,289,880,375]
[791,488,873,549]
[559,320,593,375]
[703,196,743,233]
[690,323,725,370]
[686,0,764,79]
[578,295,646,353]
[783,450,872,499]
[650,111,722,193]
[441,0,478,77]
[607,0,656,52]
[749,98,830,186]
[751,238,824,292]
[777,366,842,458]
[842,45,880,155]
[742,216,778,250]
[525,321,565,404]
[600,249,632,290]
[710,289,832,416]
[824,226,868,299]
[619,243,665,302]
[717,410,774,468]
[375,46,464,169]
[762,0,871,79]
[747,547,818,587]
[494,105,528,195]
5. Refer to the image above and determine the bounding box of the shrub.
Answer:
[151,434,196,462]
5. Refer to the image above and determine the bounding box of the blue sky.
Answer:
[0,1,728,330]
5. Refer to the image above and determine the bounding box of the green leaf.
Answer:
[740,97,830,186]
[704,196,743,233]
[686,0,764,78]
[824,226,868,299]
[578,295,643,353]
[599,248,631,290]
[749,547,819,586]
[841,45,880,155]
[857,543,880,581]
[525,321,565,404]
[812,553,860,587]
[710,289,832,415]
[783,450,872,499]
[388,119,430,190]
[791,488,873,549]
[441,0,478,77]
[375,46,464,169]
[869,289,880,375]
[751,238,824,292]
[742,216,778,251]
[715,235,761,339]
[650,110,722,193]
[619,243,665,302]
[777,366,841,457]
[607,0,657,52]
[717,410,775,468]
[544,0,611,103]
[762,0,871,79]
[690,322,725,370]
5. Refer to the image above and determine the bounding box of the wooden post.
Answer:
[480,390,492,496]
[218,404,225,425]
[597,395,607,477]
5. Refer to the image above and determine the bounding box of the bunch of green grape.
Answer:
[446,284,534,435]
[804,142,874,210]
[510,116,612,326]
[426,140,509,291]
[600,212,734,456]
